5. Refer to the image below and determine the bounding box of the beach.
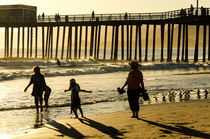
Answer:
[11,99,210,139]
[0,60,209,135]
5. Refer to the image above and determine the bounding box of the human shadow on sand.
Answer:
[78,117,125,139]
[140,118,210,138]
[44,119,85,138]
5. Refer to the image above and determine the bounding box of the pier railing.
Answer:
[36,7,209,23]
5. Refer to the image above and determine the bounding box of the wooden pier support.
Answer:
[167,24,171,62]
[111,25,115,60]
[10,27,13,58]
[185,24,189,62]
[55,26,60,59]
[129,25,133,60]
[61,26,66,59]
[22,27,25,58]
[144,24,149,62]
[134,25,138,60]
[45,27,49,57]
[30,27,33,57]
[97,25,101,59]
[194,25,200,62]
[160,24,165,62]
[203,25,207,62]
[208,25,210,61]
[121,25,124,60]
[4,27,7,57]
[94,25,98,59]
[27,27,30,58]
[89,26,94,57]
[152,24,156,61]
[176,24,181,62]
[103,25,108,60]
[74,26,78,59]
[170,24,174,61]
[17,27,20,57]
[42,26,45,58]
[114,25,119,60]
[35,27,38,58]
[138,24,142,62]
[85,26,88,59]
[79,26,83,59]
[181,24,186,62]
[50,27,53,58]
[67,26,72,59]
[126,25,129,60]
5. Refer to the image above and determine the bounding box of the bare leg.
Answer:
[72,108,78,118]
[78,107,84,117]
[35,97,39,113]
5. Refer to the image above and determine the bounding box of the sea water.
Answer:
[0,58,209,135]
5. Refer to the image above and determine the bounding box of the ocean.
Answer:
[0,49,209,136]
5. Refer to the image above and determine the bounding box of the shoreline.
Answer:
[12,99,210,139]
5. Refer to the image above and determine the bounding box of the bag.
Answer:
[117,87,126,94]
[139,89,150,101]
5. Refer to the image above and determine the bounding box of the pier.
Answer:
[0,5,210,62]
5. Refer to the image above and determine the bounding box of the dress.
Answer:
[127,69,143,112]
[30,73,46,97]
[71,84,81,109]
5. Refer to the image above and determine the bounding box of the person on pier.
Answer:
[120,61,146,119]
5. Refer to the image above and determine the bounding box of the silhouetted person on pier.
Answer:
[38,14,41,21]
[120,61,146,119]
[42,12,45,21]
[24,66,47,113]
[65,15,69,22]
[201,7,207,16]
[65,79,91,118]
[189,4,194,15]
[92,11,95,20]
[124,12,128,19]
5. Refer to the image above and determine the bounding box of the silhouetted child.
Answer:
[64,79,91,118]
[43,85,51,108]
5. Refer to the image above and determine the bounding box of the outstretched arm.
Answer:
[24,80,32,92]
[80,89,92,93]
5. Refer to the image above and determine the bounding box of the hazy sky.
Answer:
[0,0,210,15]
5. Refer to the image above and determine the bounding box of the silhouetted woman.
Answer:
[24,66,46,113]
[121,61,145,119]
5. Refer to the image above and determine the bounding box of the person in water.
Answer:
[121,61,146,119]
[64,79,91,118]
[24,66,47,113]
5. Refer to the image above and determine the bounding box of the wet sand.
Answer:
[12,99,210,139]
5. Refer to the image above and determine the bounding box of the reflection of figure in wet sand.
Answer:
[64,79,91,118]
[24,66,46,113]
[34,113,43,128]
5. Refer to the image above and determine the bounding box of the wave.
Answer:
[0,60,209,81]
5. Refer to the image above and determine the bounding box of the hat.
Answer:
[70,78,75,82]
[129,61,141,67]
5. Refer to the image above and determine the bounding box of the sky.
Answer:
[0,0,209,15]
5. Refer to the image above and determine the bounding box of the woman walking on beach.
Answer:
[65,78,91,118]
[121,61,145,119]
[24,66,46,113]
